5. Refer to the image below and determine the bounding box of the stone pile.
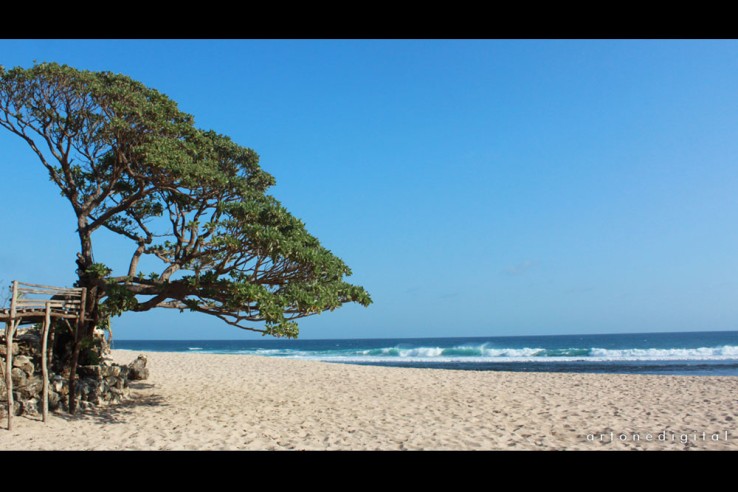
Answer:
[1,332,148,417]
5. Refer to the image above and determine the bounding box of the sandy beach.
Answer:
[1,349,736,450]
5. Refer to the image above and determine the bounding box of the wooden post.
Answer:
[41,302,51,423]
[5,280,18,431]
[4,322,12,431]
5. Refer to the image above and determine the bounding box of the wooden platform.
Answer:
[0,308,82,324]
[3,281,87,430]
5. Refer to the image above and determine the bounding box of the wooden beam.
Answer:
[16,281,84,291]
[0,313,81,325]
[4,321,12,431]
[14,304,82,311]
[41,302,51,423]
[16,296,82,301]
[15,288,83,296]
[15,299,82,305]
[5,281,18,431]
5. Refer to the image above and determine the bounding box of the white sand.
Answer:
[0,349,736,450]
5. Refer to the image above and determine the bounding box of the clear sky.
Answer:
[1,39,738,340]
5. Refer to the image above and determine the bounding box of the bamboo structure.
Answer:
[1,281,87,430]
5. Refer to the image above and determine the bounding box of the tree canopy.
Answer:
[0,62,371,339]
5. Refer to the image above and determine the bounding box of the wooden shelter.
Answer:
[1,281,86,430]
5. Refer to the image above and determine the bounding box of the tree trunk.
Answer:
[69,226,94,415]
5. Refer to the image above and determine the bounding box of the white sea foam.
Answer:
[282,344,738,363]
[397,347,444,357]
[184,343,738,363]
[588,345,738,360]
[481,347,545,357]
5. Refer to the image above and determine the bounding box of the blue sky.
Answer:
[2,39,738,340]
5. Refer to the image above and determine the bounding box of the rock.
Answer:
[48,391,60,410]
[21,398,39,417]
[80,378,99,398]
[119,366,130,386]
[11,367,27,387]
[13,355,34,375]
[28,376,43,394]
[101,364,121,378]
[128,355,149,381]
[0,342,19,356]
[1,400,22,417]
[78,378,97,398]
[86,393,102,406]
[109,387,126,399]
[16,376,43,399]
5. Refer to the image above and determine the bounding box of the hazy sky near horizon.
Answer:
[1,39,738,340]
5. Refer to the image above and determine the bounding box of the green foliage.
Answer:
[86,263,112,280]
[0,62,371,338]
[100,282,138,319]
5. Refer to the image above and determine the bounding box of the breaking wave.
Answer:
[188,343,738,362]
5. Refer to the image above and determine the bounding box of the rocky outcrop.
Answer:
[1,333,145,417]
[127,355,149,381]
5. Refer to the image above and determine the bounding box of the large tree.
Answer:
[0,62,371,411]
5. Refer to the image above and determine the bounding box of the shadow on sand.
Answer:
[49,383,167,425]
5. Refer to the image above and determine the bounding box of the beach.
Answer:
[1,349,736,450]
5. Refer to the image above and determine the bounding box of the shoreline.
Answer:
[0,349,736,450]
[109,332,738,377]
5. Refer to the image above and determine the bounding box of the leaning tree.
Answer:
[0,62,371,412]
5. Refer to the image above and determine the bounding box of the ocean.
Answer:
[112,331,738,376]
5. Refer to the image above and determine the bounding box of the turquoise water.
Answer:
[113,330,738,376]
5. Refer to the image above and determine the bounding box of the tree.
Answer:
[0,62,371,412]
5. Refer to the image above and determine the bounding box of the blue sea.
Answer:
[112,331,738,376]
